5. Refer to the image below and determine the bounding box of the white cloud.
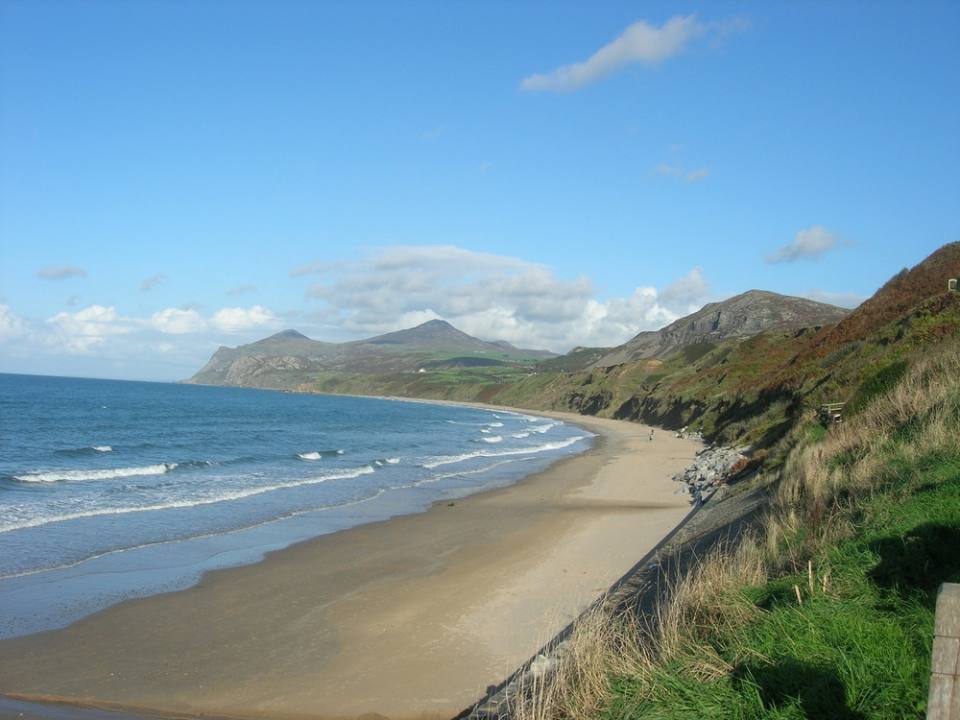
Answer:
[297,245,706,351]
[210,305,280,333]
[36,265,86,280]
[46,305,134,353]
[227,284,257,296]
[655,163,709,183]
[521,15,732,93]
[0,304,27,340]
[140,274,168,292]
[150,307,206,334]
[659,267,710,313]
[766,226,841,264]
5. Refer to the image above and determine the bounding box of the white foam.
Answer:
[92,446,112,453]
[14,463,176,483]
[298,452,322,461]
[386,458,400,464]
[512,432,530,439]
[0,485,392,581]
[529,422,559,434]
[488,422,504,428]
[481,428,491,434]
[422,436,587,469]
[481,435,503,444]
[0,466,376,534]
[425,458,523,482]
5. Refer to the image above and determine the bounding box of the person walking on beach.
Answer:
[649,429,654,442]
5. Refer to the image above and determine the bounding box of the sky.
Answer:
[1,1,958,381]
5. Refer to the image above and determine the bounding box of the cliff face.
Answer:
[590,290,850,368]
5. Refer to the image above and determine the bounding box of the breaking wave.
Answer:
[421,436,587,469]
[13,464,178,483]
[297,449,344,461]
[0,466,377,534]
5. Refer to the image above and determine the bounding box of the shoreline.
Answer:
[0,408,701,720]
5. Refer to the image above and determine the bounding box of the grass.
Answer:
[510,342,960,720]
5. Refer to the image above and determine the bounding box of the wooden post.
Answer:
[929,583,960,720]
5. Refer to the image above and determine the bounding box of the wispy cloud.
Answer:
[766,226,842,264]
[421,125,445,141]
[139,273,168,292]
[227,284,257,296]
[799,289,866,309]
[290,261,340,278]
[36,265,86,280]
[655,163,709,183]
[520,15,743,93]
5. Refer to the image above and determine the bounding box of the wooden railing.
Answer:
[929,583,960,719]
[819,402,846,425]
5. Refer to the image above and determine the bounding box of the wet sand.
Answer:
[0,411,700,720]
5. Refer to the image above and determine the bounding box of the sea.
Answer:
[0,373,592,640]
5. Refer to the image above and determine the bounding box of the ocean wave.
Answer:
[13,463,178,483]
[55,445,114,456]
[0,484,391,581]
[370,457,401,467]
[512,432,530,439]
[421,435,587,469]
[297,449,344,461]
[529,422,560,434]
[481,435,503,444]
[0,466,377,534]
[422,457,525,483]
[487,422,504,428]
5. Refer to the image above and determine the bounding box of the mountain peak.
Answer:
[260,329,310,342]
[362,318,484,348]
[418,319,454,328]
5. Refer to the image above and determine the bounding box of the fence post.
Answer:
[929,583,960,720]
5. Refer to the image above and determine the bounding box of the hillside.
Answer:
[489,243,960,445]
[590,290,849,368]
[187,320,553,388]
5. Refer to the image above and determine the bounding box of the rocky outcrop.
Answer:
[672,446,750,504]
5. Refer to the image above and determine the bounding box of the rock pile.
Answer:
[672,445,748,504]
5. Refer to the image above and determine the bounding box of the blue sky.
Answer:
[1,1,957,380]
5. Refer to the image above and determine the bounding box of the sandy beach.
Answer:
[0,411,700,720]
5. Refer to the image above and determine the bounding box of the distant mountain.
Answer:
[360,319,508,351]
[187,320,553,388]
[590,290,851,368]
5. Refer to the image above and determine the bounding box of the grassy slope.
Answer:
[510,336,960,720]
[610,443,959,719]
